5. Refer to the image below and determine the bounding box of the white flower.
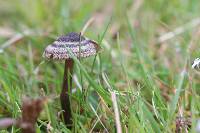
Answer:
[192,58,200,69]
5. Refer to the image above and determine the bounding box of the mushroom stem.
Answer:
[60,58,74,128]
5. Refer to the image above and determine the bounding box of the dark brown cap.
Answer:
[43,32,101,60]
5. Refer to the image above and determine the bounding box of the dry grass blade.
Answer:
[111,92,122,133]
[0,27,15,37]
[0,29,50,53]
[157,18,200,44]
[81,17,95,35]
[0,33,24,53]
[0,118,16,128]
[89,103,109,133]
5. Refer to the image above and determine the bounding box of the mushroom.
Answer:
[43,32,100,128]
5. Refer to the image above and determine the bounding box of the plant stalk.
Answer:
[60,59,74,129]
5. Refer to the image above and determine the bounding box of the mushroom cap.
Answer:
[43,32,101,60]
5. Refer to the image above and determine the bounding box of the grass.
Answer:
[0,0,200,132]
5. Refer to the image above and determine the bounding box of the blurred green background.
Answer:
[0,0,200,132]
